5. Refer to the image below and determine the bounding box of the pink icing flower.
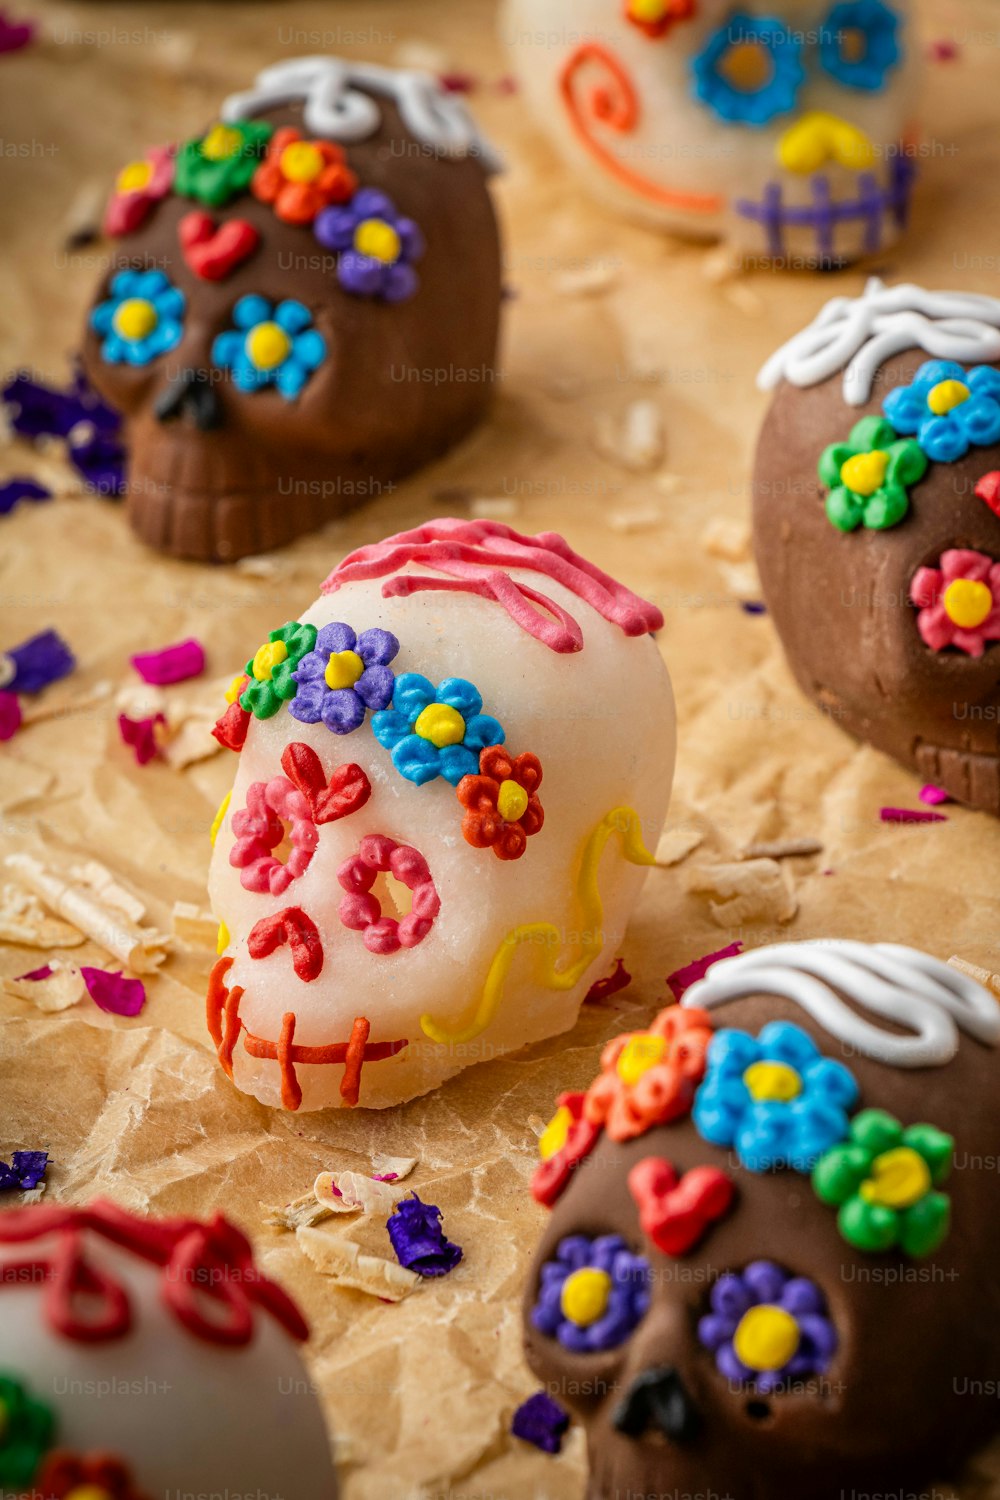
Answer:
[230,775,318,894]
[104,145,175,236]
[910,549,1000,657]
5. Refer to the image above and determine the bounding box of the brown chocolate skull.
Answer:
[523,942,1000,1500]
[81,64,502,563]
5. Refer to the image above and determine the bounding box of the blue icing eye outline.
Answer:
[690,11,806,126]
[212,295,327,401]
[530,1234,652,1354]
[818,0,902,92]
[90,269,186,367]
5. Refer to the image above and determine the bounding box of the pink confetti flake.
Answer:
[880,807,948,825]
[81,966,146,1017]
[118,712,166,765]
[585,958,632,1003]
[919,784,952,807]
[667,942,743,1001]
[130,637,206,686]
[0,690,22,741]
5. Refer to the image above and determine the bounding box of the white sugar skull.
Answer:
[0,1201,335,1497]
[504,0,919,266]
[207,520,674,1110]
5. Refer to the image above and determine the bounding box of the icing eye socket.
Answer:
[90,269,186,367]
[818,0,902,91]
[531,1234,651,1353]
[691,10,805,125]
[698,1263,838,1392]
[337,835,441,955]
[910,550,1000,658]
[211,295,327,400]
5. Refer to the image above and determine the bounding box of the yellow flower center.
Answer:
[201,123,243,161]
[629,0,668,18]
[324,649,365,691]
[112,297,158,342]
[840,449,889,497]
[414,703,466,748]
[497,778,529,823]
[116,158,153,193]
[943,578,993,630]
[720,42,774,92]
[561,1267,612,1327]
[617,1032,668,1087]
[252,640,288,681]
[65,1487,115,1500]
[225,673,245,704]
[246,321,292,372]
[927,378,970,416]
[859,1145,931,1210]
[733,1305,800,1372]
[280,140,325,183]
[539,1104,573,1161]
[743,1060,802,1103]
[355,217,402,265]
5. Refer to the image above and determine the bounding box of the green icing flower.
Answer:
[812,1108,953,1259]
[240,620,317,720]
[818,415,928,532]
[0,1372,57,1488]
[175,120,274,207]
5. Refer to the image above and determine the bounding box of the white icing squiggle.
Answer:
[221,57,502,172]
[757,279,1000,406]
[680,940,1000,1067]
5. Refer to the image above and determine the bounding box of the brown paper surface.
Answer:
[2,2,1000,1494]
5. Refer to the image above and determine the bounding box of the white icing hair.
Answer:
[221,57,502,173]
[681,940,1000,1067]
[757,279,1000,406]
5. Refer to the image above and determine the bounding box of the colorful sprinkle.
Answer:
[918,785,952,807]
[511,1390,570,1454]
[130,637,206,686]
[2,629,75,694]
[880,806,948,825]
[584,957,632,1003]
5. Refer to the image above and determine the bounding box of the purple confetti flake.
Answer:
[0,690,21,741]
[386,1195,463,1277]
[511,1391,570,1454]
[880,807,949,825]
[0,476,51,516]
[80,967,146,1017]
[2,369,119,440]
[0,1150,48,1192]
[5,628,76,694]
[131,637,206,686]
[919,784,953,807]
[740,600,767,615]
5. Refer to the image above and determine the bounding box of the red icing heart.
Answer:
[281,742,372,825]
[248,906,323,982]
[628,1158,735,1256]
[179,210,259,281]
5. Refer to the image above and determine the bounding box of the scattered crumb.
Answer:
[608,504,663,534]
[655,825,705,867]
[469,496,520,520]
[683,857,798,928]
[702,517,751,563]
[552,262,618,297]
[743,837,823,860]
[593,399,665,473]
[724,282,764,317]
[652,472,682,496]
[296,1225,420,1301]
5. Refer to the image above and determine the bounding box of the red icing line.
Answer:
[321,518,664,653]
[585,957,632,1002]
[340,1017,371,1107]
[241,1014,408,1111]
[0,1199,309,1345]
[277,1011,302,1111]
[206,956,243,1078]
[248,907,324,982]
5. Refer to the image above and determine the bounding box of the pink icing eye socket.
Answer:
[337,836,440,954]
[229,775,319,894]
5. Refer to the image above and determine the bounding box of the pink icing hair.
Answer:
[321,518,664,653]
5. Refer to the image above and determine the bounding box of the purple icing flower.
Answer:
[315,187,424,303]
[698,1261,837,1392]
[511,1391,570,1454]
[531,1233,651,1355]
[387,1194,463,1277]
[290,621,399,735]
[0,1150,49,1192]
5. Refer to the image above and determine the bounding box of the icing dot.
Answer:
[719,42,774,93]
[252,640,289,680]
[927,378,970,415]
[324,649,365,690]
[116,159,153,193]
[414,703,466,748]
[280,140,325,183]
[497,778,529,823]
[733,1304,800,1372]
[859,1145,931,1209]
[840,449,889,496]
[225,673,245,703]
[943,578,992,629]
[539,1104,573,1161]
[246,321,292,371]
[561,1267,612,1327]
[631,0,668,16]
[743,1059,802,1103]
[355,217,402,265]
[202,123,243,161]
[617,1032,668,1086]
[112,297,158,342]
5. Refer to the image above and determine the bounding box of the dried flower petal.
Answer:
[118,712,166,765]
[5,629,76,694]
[2,368,120,440]
[667,942,744,1001]
[130,637,206,686]
[386,1195,462,1277]
[511,1391,570,1454]
[0,476,51,516]
[0,1150,48,1191]
[80,966,146,1017]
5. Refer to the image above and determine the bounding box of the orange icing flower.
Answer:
[251,127,358,225]
[583,1005,715,1141]
[456,746,544,861]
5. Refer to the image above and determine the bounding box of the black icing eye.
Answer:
[697,1262,837,1394]
[155,370,223,431]
[530,1234,651,1353]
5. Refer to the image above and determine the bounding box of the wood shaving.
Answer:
[593,399,665,473]
[315,1170,403,1218]
[171,902,219,949]
[4,854,169,972]
[262,1192,331,1232]
[717,558,762,602]
[160,712,222,770]
[2,960,86,1011]
[70,861,146,923]
[948,957,1000,1001]
[552,261,618,297]
[655,824,705,867]
[469,497,519,520]
[702,517,751,563]
[608,504,663,535]
[0,884,86,949]
[371,1154,418,1180]
[683,857,798,928]
[743,837,823,860]
[296,1226,420,1301]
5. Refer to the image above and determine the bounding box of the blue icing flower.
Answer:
[90,269,185,367]
[289,621,399,734]
[883,359,1000,463]
[212,295,326,400]
[372,673,504,786]
[818,0,901,91]
[691,11,805,126]
[692,1020,859,1173]
[531,1233,651,1355]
